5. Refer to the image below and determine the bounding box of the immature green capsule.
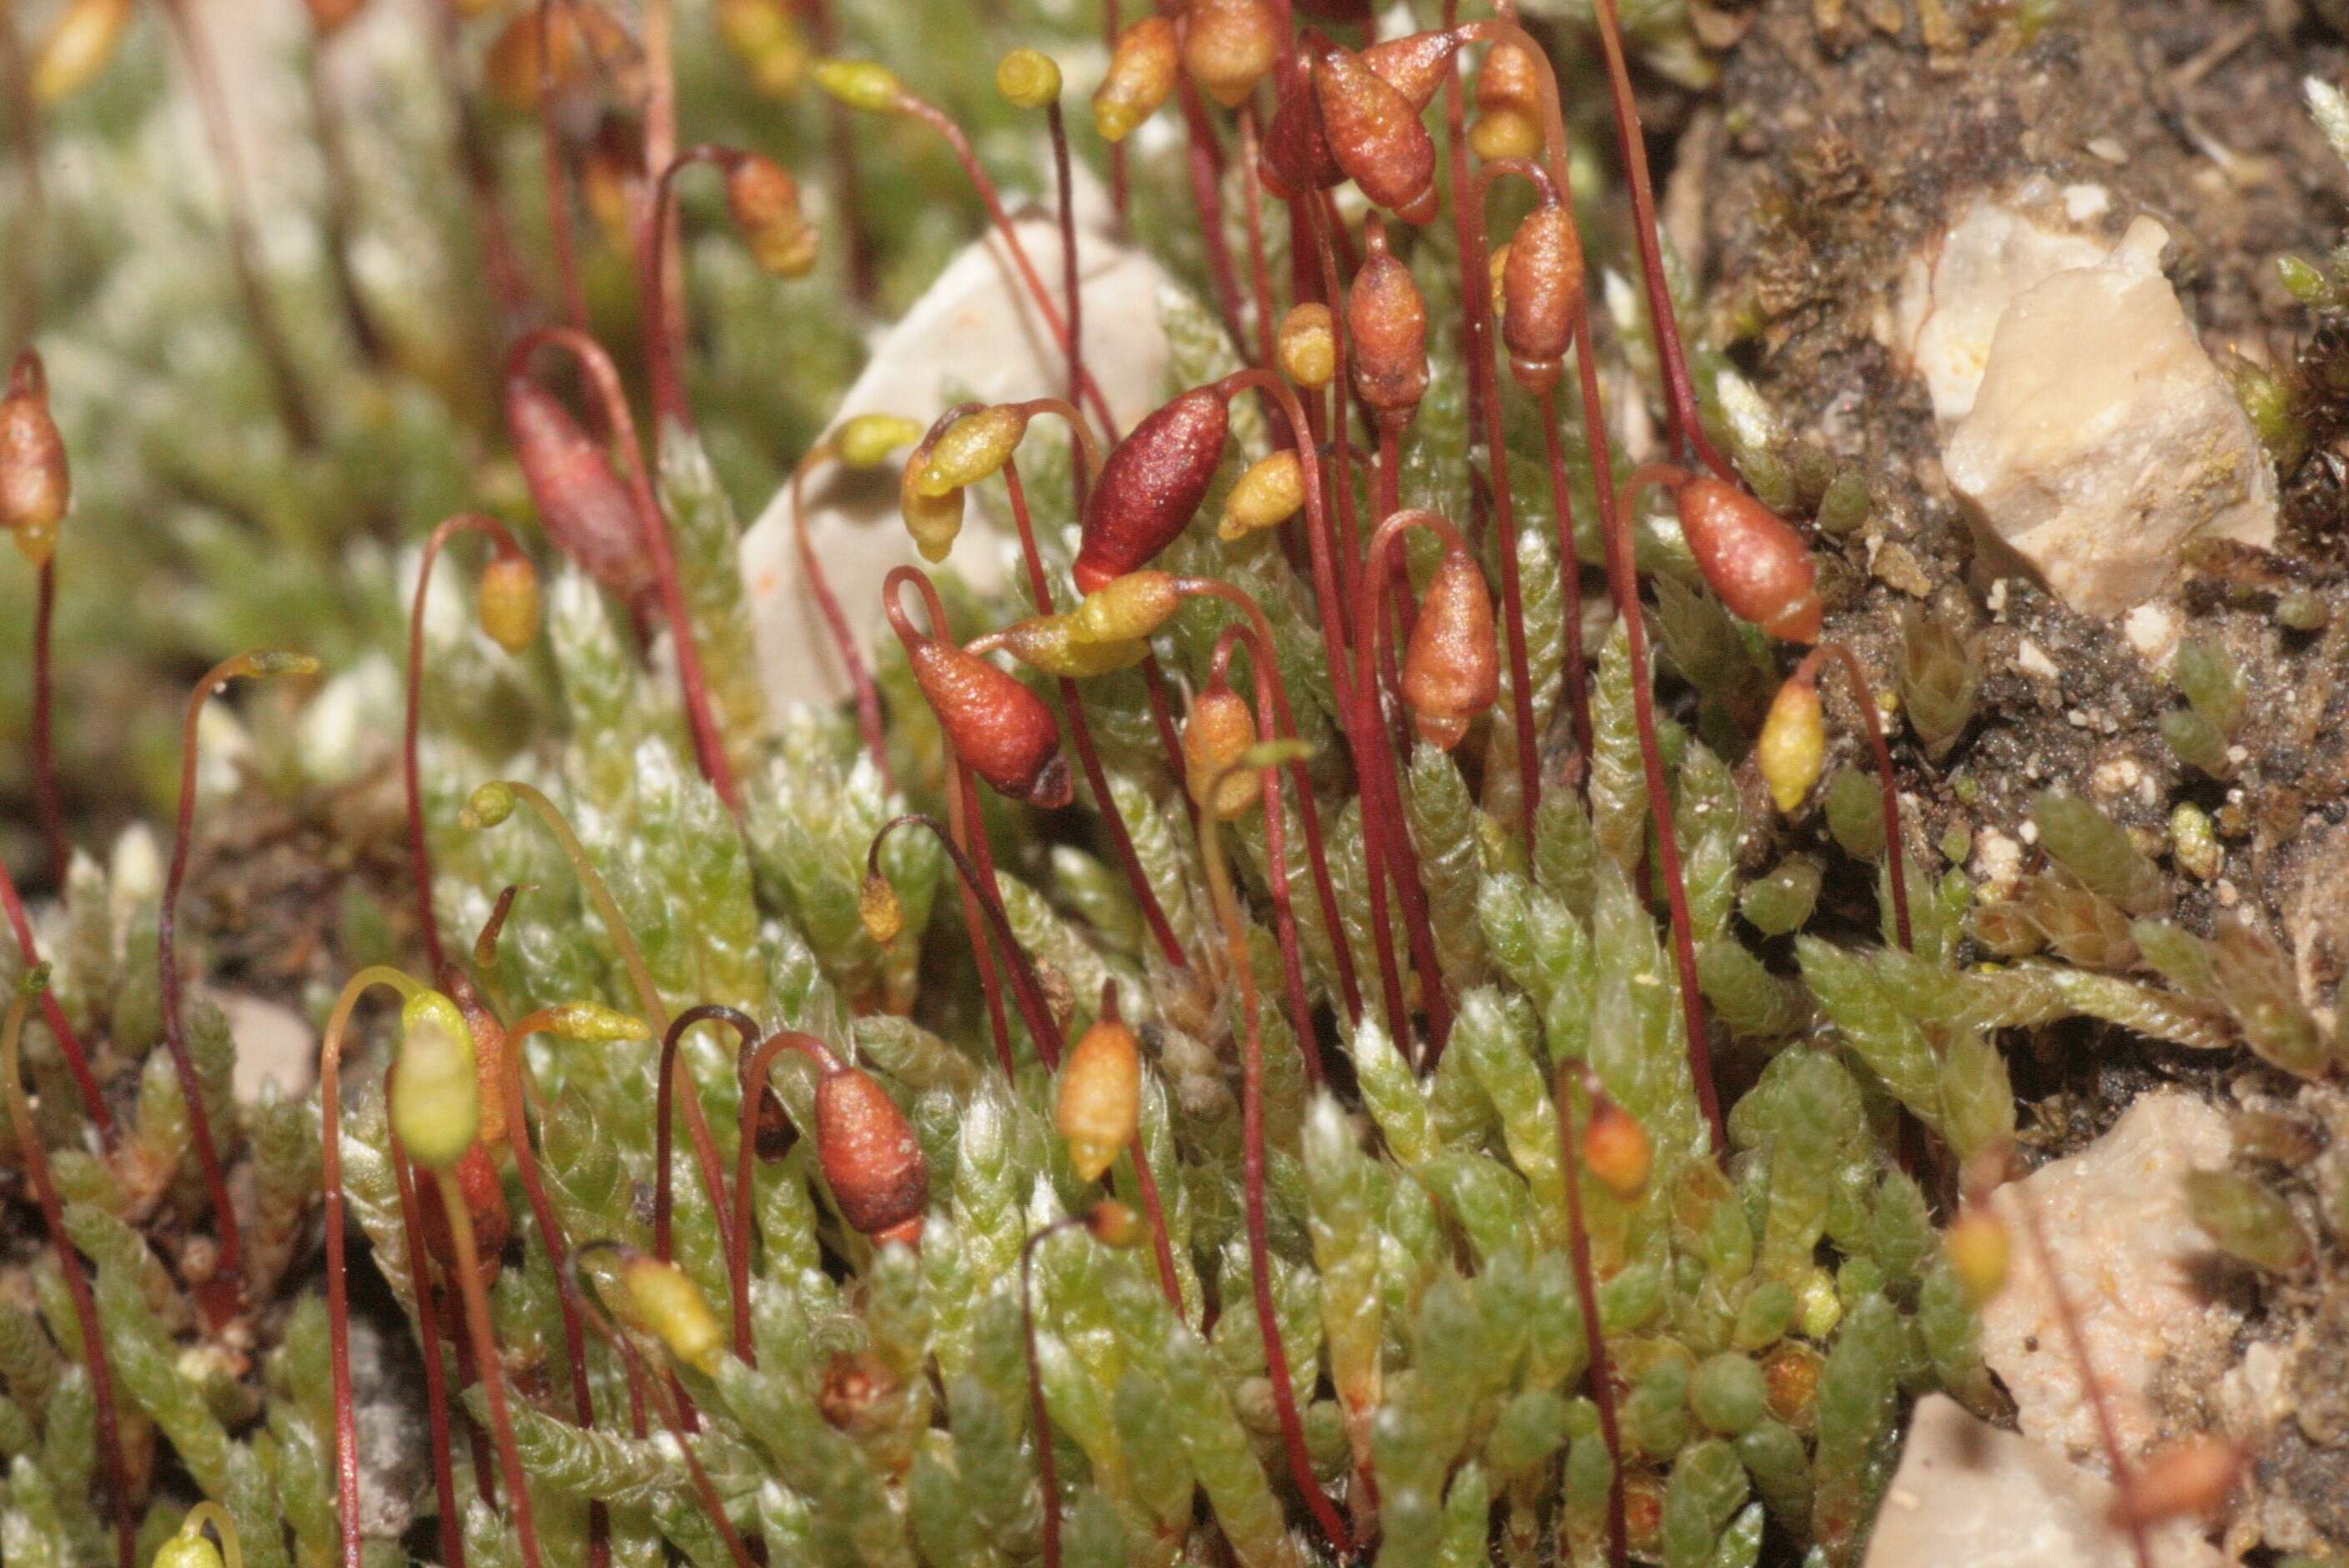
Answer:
[995,48,1063,109]
[917,406,1029,495]
[477,555,542,654]
[837,414,924,468]
[1221,450,1305,540]
[390,990,481,1173]
[815,58,911,113]
[1069,570,1181,645]
[621,1254,727,1374]
[152,1538,224,1568]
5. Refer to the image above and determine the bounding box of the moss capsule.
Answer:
[817,1063,930,1244]
[726,153,818,279]
[1676,477,1822,644]
[917,405,1029,496]
[995,48,1063,109]
[837,414,924,468]
[1582,1097,1652,1200]
[1348,224,1430,423]
[1070,570,1181,645]
[1401,545,1500,751]
[1185,681,1263,820]
[390,991,481,1173]
[716,0,809,96]
[0,351,68,567]
[1501,204,1581,394]
[621,1254,727,1375]
[1310,37,1438,224]
[1058,992,1142,1182]
[1276,304,1337,390]
[1943,1208,2009,1304]
[907,636,1073,807]
[1182,0,1279,108]
[506,377,655,603]
[1075,387,1229,592]
[1221,450,1306,540]
[32,0,134,105]
[1094,17,1179,142]
[814,58,911,114]
[1756,677,1826,815]
[476,555,542,655]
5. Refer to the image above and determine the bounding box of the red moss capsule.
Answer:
[1361,28,1462,113]
[816,1063,929,1244]
[418,1143,512,1294]
[1074,387,1229,592]
[1501,204,1582,394]
[1,350,68,567]
[1582,1097,1653,1200]
[1676,477,1823,643]
[725,153,818,279]
[907,636,1074,807]
[440,970,512,1151]
[504,378,655,603]
[1401,544,1499,751]
[1310,38,1438,225]
[1348,224,1429,425]
[1183,0,1280,109]
[1259,38,1343,200]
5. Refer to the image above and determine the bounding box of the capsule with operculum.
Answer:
[999,614,1151,679]
[916,405,1029,496]
[1184,678,1262,820]
[1182,0,1280,109]
[715,0,809,97]
[1221,450,1305,540]
[816,1062,931,1247]
[1,351,69,567]
[1260,43,1344,199]
[505,378,655,603]
[725,153,819,279]
[1348,224,1429,425]
[1501,204,1582,394]
[477,555,543,655]
[1057,988,1142,1183]
[1756,676,1827,815]
[1471,39,1544,162]
[1074,387,1230,592]
[1360,28,1464,112]
[1401,545,1500,751]
[1677,477,1823,644]
[1070,571,1182,646]
[1310,37,1438,224]
[1094,16,1179,142]
[619,1254,727,1375]
[906,635,1074,807]
[485,1,641,114]
[1276,304,1337,391]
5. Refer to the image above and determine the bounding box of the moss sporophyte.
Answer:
[3,2,2333,1565]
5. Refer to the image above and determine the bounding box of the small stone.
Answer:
[2015,639,2061,681]
[1942,219,2277,619]
[1864,1395,2225,1568]
[211,990,318,1107]
[1983,1093,2240,1470]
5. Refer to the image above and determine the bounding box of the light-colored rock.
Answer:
[1984,1092,2239,1469]
[1893,180,2113,428]
[1942,218,2277,619]
[1864,1395,2226,1568]
[210,990,317,1107]
[740,166,1182,710]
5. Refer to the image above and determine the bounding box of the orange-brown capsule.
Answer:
[726,153,818,279]
[1401,545,1499,751]
[1094,15,1179,142]
[1471,53,1544,152]
[1085,1198,1145,1248]
[418,1143,512,1295]
[1184,679,1261,819]
[907,636,1074,807]
[1348,224,1429,424]
[1582,1098,1652,1200]
[1182,0,1280,109]
[440,970,512,1152]
[1,351,69,567]
[1057,988,1142,1182]
[476,555,543,655]
[1074,387,1229,593]
[485,1,640,114]
[1944,1208,2010,1304]
[1275,304,1337,391]
[816,1063,930,1244]
[1310,38,1438,224]
[1501,204,1582,394]
[1677,477,1823,643]
[505,378,656,603]
[1361,28,1463,112]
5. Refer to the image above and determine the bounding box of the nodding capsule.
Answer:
[1184,678,1263,820]
[1756,676,1826,816]
[1182,0,1280,109]
[1401,544,1500,751]
[1057,986,1142,1183]
[1360,28,1465,112]
[1501,204,1582,395]
[1275,304,1337,391]
[815,1063,930,1244]
[1074,387,1230,592]
[485,0,641,114]
[1471,38,1544,161]
[505,378,656,604]
[1310,38,1439,225]
[906,634,1074,807]
[1348,223,1430,425]
[1094,15,1179,142]
[725,153,819,279]
[1676,477,1823,644]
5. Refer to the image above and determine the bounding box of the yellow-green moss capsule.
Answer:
[477,555,542,654]
[461,781,516,829]
[390,990,480,1173]
[1058,1007,1142,1182]
[917,406,1028,496]
[153,1539,224,1568]
[837,414,923,468]
[1757,678,1825,815]
[860,872,905,945]
[1220,450,1305,540]
[996,48,1062,109]
[814,58,908,113]
[1070,570,1181,645]
[622,1254,727,1374]
[1276,304,1335,390]
[1943,1208,2009,1304]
